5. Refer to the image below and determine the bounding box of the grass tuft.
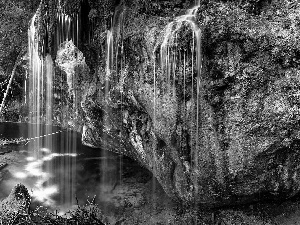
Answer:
[0,202,107,225]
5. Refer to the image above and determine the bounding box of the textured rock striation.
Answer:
[32,0,300,206]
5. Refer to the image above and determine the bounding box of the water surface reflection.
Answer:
[0,122,147,215]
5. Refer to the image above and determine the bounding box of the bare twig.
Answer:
[0,52,24,116]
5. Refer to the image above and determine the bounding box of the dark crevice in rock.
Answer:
[179,130,192,165]
[79,0,91,45]
[170,160,177,198]
[157,137,166,158]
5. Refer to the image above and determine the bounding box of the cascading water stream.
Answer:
[56,11,72,49]
[51,7,81,208]
[158,0,202,198]
[101,3,125,200]
[28,14,59,206]
[24,7,81,208]
[106,30,114,81]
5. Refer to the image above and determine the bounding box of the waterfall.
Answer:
[28,13,59,206]
[106,30,114,81]
[160,1,201,95]
[100,3,126,199]
[158,0,202,196]
[56,11,72,49]
[26,8,78,208]
[52,9,81,208]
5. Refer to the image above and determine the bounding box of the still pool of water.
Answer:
[0,122,153,216]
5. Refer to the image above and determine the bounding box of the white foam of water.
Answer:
[13,147,78,206]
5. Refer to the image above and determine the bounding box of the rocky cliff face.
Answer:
[33,0,300,207]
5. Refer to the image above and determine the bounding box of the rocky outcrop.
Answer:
[34,0,300,206]
[0,184,31,220]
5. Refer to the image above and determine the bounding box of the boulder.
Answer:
[0,184,31,220]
